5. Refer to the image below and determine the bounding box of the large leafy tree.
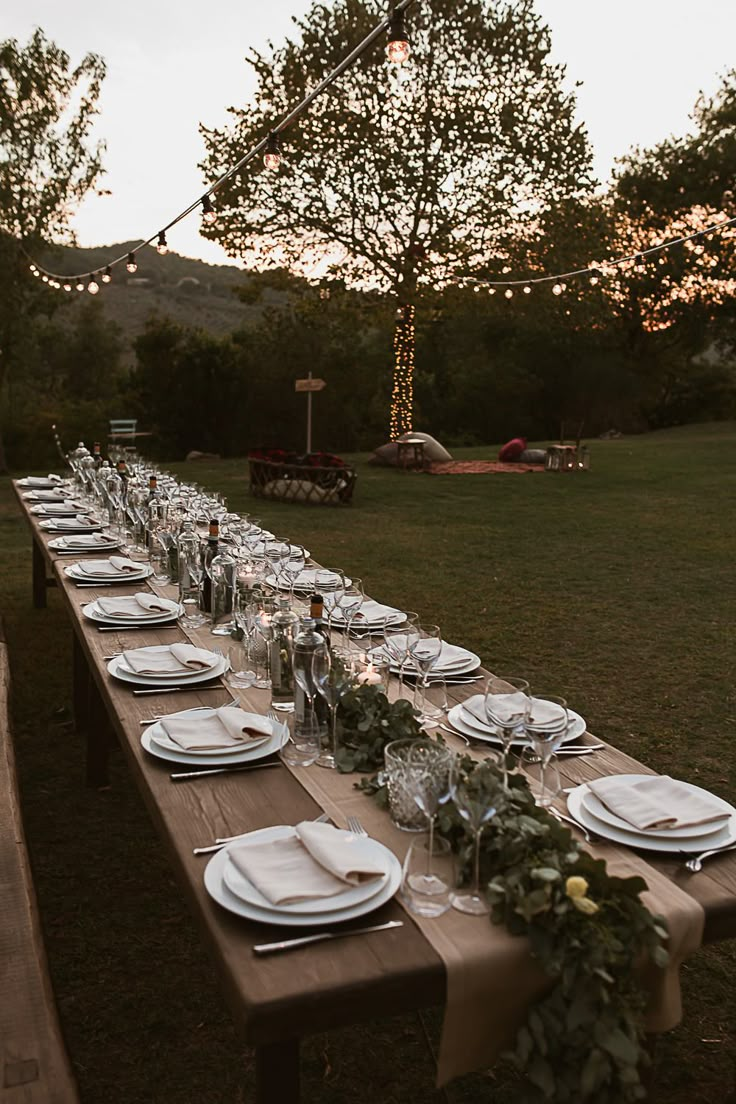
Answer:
[200,0,594,438]
[0,29,105,469]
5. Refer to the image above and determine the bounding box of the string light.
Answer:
[63,283,72,292]
[504,288,513,299]
[589,268,601,286]
[101,265,112,283]
[263,132,283,171]
[75,280,85,292]
[386,8,410,64]
[552,282,563,296]
[41,275,49,283]
[523,284,531,294]
[156,232,168,256]
[201,194,217,224]
[389,303,415,440]
[126,252,138,273]
[88,276,100,295]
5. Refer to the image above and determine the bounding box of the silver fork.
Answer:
[548,806,601,844]
[346,815,368,837]
[684,842,736,873]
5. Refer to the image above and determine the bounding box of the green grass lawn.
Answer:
[2,423,735,1103]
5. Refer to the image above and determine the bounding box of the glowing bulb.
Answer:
[386,10,410,64]
[126,253,138,273]
[76,280,85,292]
[523,285,531,295]
[42,275,49,283]
[201,194,217,224]
[156,232,168,255]
[636,254,646,271]
[589,268,601,286]
[264,132,282,171]
[102,265,112,284]
[552,282,563,296]
[88,277,100,295]
[504,288,513,299]
[29,264,36,273]
[63,283,72,292]
[488,287,496,295]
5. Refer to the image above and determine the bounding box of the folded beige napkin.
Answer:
[57,533,115,547]
[48,515,95,529]
[526,698,568,731]
[25,490,66,500]
[78,557,140,576]
[38,502,81,515]
[228,821,385,905]
[160,707,271,751]
[587,775,730,832]
[335,599,403,623]
[466,692,528,728]
[26,475,62,486]
[98,593,173,618]
[122,643,216,675]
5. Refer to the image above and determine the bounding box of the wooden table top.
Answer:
[12,481,736,1051]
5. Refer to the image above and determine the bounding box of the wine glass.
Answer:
[311,644,355,769]
[405,742,454,901]
[316,568,345,637]
[383,614,420,701]
[450,758,497,915]
[526,694,570,807]
[265,541,290,591]
[252,595,277,689]
[283,544,307,603]
[179,548,207,628]
[337,577,365,648]
[484,676,531,789]
[409,624,442,723]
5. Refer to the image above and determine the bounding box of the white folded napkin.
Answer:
[587,775,731,832]
[463,695,496,729]
[25,474,62,486]
[122,643,216,675]
[38,502,83,515]
[27,490,68,501]
[160,708,271,751]
[392,638,472,672]
[98,593,174,618]
[333,599,403,624]
[485,691,530,728]
[57,533,115,547]
[526,698,568,732]
[77,557,141,577]
[228,821,385,905]
[48,515,96,529]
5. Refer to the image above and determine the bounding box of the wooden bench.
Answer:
[249,458,357,505]
[0,622,80,1102]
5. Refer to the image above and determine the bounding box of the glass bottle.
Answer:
[307,595,330,728]
[209,540,236,636]
[200,518,219,619]
[270,598,299,709]
[93,441,103,470]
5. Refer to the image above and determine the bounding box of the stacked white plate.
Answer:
[64,559,152,585]
[18,476,67,490]
[371,638,481,679]
[107,644,227,686]
[567,776,736,854]
[40,515,103,534]
[446,694,587,748]
[268,567,350,593]
[204,825,402,926]
[141,707,288,766]
[329,599,406,630]
[31,501,86,516]
[49,533,121,553]
[83,594,180,627]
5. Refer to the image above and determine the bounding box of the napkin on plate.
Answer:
[122,642,216,675]
[78,557,141,576]
[25,490,66,500]
[37,502,81,514]
[526,698,568,732]
[587,775,731,832]
[56,533,115,547]
[335,599,403,624]
[228,821,385,905]
[160,707,271,751]
[25,475,62,486]
[98,593,174,618]
[47,515,95,529]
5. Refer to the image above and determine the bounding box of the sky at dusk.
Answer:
[5,0,736,267]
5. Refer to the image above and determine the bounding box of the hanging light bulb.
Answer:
[201,194,217,225]
[552,282,563,296]
[88,276,100,295]
[101,265,112,284]
[263,132,283,171]
[504,288,513,299]
[156,232,168,255]
[29,263,37,273]
[589,268,601,286]
[76,280,85,292]
[63,283,72,292]
[41,275,49,283]
[635,254,646,271]
[488,287,496,296]
[386,8,410,64]
[523,285,531,295]
[126,253,138,273]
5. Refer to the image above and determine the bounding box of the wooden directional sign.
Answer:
[295,378,327,393]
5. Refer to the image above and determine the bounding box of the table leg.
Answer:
[255,1039,300,1104]
[32,539,47,609]
[87,676,113,790]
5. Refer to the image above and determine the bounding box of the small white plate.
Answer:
[108,650,227,687]
[222,826,390,914]
[141,714,287,765]
[567,778,736,853]
[204,834,401,926]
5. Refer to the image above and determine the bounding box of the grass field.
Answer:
[2,423,735,1103]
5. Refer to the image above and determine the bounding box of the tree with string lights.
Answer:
[200,0,595,439]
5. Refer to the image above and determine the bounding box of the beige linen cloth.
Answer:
[160,707,271,751]
[587,775,730,831]
[228,821,385,905]
[122,643,215,675]
[98,593,173,618]
[77,556,140,576]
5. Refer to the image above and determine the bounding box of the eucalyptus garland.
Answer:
[343,691,669,1102]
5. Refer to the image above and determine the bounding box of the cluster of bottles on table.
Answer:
[65,440,355,762]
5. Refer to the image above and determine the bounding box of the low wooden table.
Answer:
[397,439,426,470]
[10,480,736,1102]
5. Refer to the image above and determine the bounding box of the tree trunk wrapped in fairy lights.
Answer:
[389,303,415,439]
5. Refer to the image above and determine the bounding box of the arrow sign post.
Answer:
[295,372,326,453]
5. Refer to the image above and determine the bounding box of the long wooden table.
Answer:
[11,480,736,1101]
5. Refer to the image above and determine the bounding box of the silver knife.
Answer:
[171,761,282,781]
[132,686,224,696]
[99,624,179,632]
[253,920,403,955]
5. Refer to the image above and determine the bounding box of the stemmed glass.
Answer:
[526,694,570,807]
[405,743,454,901]
[253,595,277,689]
[316,569,345,637]
[383,614,420,701]
[337,577,365,648]
[312,645,355,769]
[265,541,290,591]
[450,758,497,915]
[179,548,206,628]
[409,624,442,723]
[484,676,531,789]
[283,545,307,603]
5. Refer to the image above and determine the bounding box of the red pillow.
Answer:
[498,437,527,462]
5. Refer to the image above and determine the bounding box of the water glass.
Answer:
[279,713,321,768]
[383,738,430,832]
[149,540,172,587]
[401,835,454,918]
[225,632,256,689]
[526,694,569,808]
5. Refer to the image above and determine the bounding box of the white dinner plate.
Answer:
[40,519,103,533]
[141,715,288,765]
[48,536,120,552]
[108,650,227,687]
[82,598,180,626]
[221,826,391,915]
[18,477,66,489]
[448,697,586,747]
[150,709,273,757]
[580,788,725,842]
[567,778,736,853]
[269,569,350,592]
[31,504,85,516]
[372,641,481,677]
[204,834,402,926]
[66,564,153,583]
[330,610,406,629]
